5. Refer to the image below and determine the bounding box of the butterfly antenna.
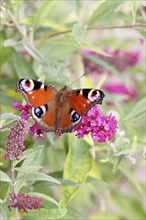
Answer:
[68,73,85,87]
[55,65,63,85]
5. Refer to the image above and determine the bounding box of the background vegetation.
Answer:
[0,0,145,220]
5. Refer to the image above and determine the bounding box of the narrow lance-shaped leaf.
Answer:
[15,166,42,173]
[23,208,67,220]
[124,97,146,121]
[23,43,49,65]
[86,0,126,25]
[81,42,110,56]
[17,172,60,188]
[33,1,58,29]
[12,49,36,78]
[129,1,139,25]
[0,170,11,183]
[72,23,86,45]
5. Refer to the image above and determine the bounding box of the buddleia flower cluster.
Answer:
[73,105,117,142]
[83,48,141,102]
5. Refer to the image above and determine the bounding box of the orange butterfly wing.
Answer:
[68,89,105,114]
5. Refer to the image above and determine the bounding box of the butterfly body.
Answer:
[16,79,105,133]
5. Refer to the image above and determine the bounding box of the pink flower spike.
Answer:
[7,192,41,213]
[103,83,138,101]
[73,105,118,142]
[2,118,28,160]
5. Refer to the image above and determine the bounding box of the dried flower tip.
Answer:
[7,192,41,213]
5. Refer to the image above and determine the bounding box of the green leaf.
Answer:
[41,19,68,31]
[0,206,7,220]
[86,0,125,25]
[17,172,60,184]
[59,134,92,208]
[72,23,86,45]
[81,42,111,56]
[137,29,146,39]
[33,1,58,29]
[23,43,49,65]
[15,166,42,173]
[29,192,59,206]
[129,1,139,25]
[19,146,44,167]
[4,39,17,47]
[12,49,36,78]
[125,97,146,121]
[0,113,18,129]
[23,208,67,220]
[0,113,18,120]
[0,170,11,183]
[90,212,121,220]
[0,32,10,67]
[117,161,142,193]
[111,191,145,220]
[16,146,44,191]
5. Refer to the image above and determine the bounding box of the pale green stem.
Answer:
[11,160,19,220]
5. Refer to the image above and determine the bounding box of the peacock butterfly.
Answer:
[16,79,105,133]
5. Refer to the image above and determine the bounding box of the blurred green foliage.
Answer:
[0,0,145,219]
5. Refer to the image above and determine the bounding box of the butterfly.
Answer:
[16,79,105,133]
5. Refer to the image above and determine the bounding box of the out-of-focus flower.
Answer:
[83,48,141,74]
[103,82,138,102]
[7,192,41,213]
[139,37,145,45]
[82,48,141,102]
[2,118,28,160]
[73,105,117,142]
[19,50,29,57]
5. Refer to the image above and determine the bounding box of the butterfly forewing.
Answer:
[17,79,58,107]
[68,89,105,115]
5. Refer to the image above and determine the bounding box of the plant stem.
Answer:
[11,160,19,220]
[47,23,146,38]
